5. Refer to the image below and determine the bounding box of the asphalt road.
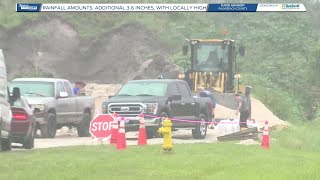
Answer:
[12,127,221,150]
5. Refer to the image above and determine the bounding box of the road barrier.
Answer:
[90,113,265,150]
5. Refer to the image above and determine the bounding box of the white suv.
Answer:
[0,49,12,151]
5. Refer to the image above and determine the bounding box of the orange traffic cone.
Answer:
[261,120,270,149]
[110,113,119,145]
[110,122,119,145]
[116,116,127,150]
[138,114,147,146]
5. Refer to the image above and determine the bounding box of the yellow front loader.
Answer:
[179,39,251,111]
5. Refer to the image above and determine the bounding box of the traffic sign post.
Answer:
[90,114,115,140]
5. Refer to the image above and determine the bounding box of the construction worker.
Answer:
[206,51,220,68]
[73,81,85,96]
[234,93,250,130]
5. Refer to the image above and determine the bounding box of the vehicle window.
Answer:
[56,82,65,94]
[177,83,191,97]
[9,81,54,97]
[167,83,180,96]
[117,82,168,96]
[193,42,228,72]
[63,81,73,97]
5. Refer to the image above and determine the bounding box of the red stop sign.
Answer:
[89,114,115,139]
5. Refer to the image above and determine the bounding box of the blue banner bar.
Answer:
[16,4,42,12]
[207,3,258,12]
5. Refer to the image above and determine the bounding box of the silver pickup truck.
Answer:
[9,78,95,138]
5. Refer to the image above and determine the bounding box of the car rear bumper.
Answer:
[11,120,32,137]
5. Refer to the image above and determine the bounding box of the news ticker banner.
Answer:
[16,3,306,12]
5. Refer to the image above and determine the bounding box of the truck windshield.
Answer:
[117,82,168,96]
[192,42,228,72]
[9,81,54,97]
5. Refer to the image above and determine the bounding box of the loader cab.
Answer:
[181,39,245,94]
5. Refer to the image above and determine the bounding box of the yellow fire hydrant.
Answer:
[158,117,173,151]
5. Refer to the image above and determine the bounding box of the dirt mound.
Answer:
[85,83,122,114]
[1,17,180,82]
[1,17,80,79]
[215,98,291,130]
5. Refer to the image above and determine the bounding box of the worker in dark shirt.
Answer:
[235,93,250,130]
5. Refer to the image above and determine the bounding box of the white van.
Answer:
[0,49,12,151]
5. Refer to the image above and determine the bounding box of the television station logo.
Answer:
[281,4,300,10]
[17,4,41,12]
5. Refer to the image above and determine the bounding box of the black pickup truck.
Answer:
[102,79,213,139]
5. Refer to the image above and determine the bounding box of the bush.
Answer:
[243,73,304,123]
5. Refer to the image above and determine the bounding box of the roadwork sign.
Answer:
[89,114,115,139]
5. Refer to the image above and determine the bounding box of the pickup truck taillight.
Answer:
[12,113,28,121]
[209,102,214,113]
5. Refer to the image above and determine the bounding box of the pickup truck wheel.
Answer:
[77,113,91,137]
[23,127,35,149]
[192,115,207,139]
[40,113,57,138]
[0,138,11,151]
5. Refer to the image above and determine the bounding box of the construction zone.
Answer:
[1,1,319,179]
[24,82,290,150]
[1,17,289,148]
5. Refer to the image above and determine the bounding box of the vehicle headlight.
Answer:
[32,104,45,114]
[145,103,158,114]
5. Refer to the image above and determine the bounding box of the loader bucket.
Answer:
[211,92,239,110]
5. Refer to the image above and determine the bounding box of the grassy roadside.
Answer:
[0,143,319,180]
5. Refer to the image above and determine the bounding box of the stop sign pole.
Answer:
[90,114,115,140]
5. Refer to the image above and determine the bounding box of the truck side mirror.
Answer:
[12,87,21,100]
[169,94,182,102]
[239,45,245,56]
[58,92,68,98]
[182,44,188,55]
